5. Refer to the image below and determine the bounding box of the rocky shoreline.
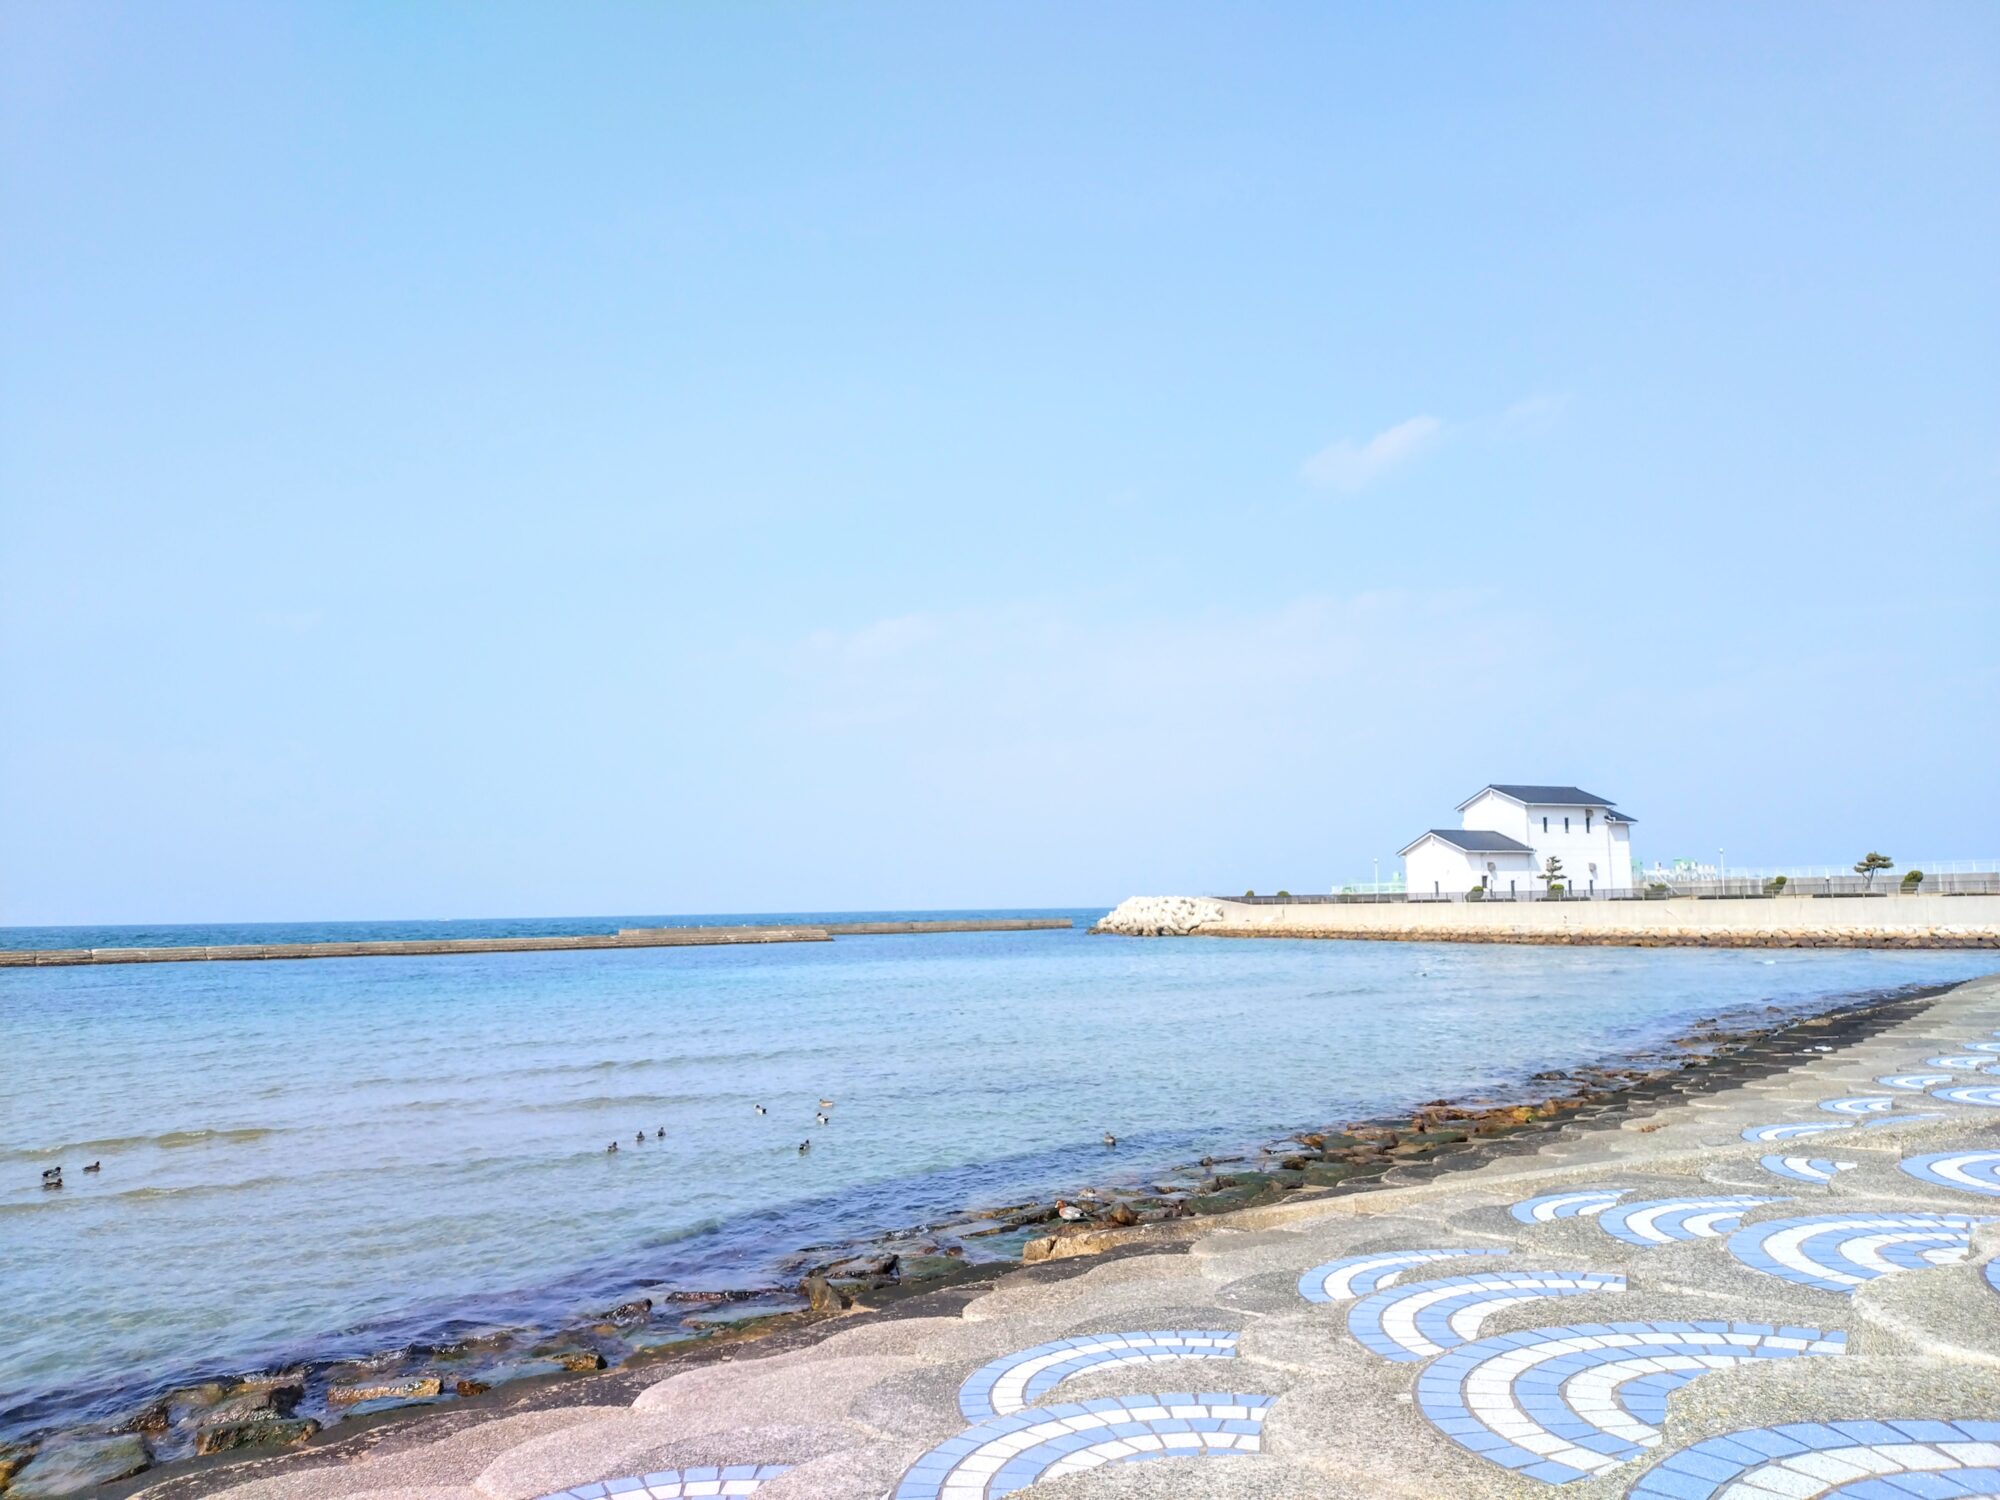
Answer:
[0,980,1952,1499]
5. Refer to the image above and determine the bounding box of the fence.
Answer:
[1226,870,2000,905]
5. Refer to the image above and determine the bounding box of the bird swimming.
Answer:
[815,1112,829,1126]
[1103,1132,1118,1148]
[818,1098,835,1109]
[754,1104,767,1116]
[655,1127,664,1139]
[607,1141,619,1153]
[634,1131,644,1145]
[82,1161,100,1173]
[798,1139,811,1154]
[41,1166,62,1189]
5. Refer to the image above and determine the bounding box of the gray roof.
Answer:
[1399,829,1536,855]
[1463,783,1620,809]
[1606,810,1638,823]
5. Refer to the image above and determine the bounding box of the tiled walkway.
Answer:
[179,973,2000,1500]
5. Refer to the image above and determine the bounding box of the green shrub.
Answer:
[1546,882,1565,897]
[1764,875,1788,896]
[1902,869,1924,890]
[1276,889,1291,900]
[1243,889,1255,898]
[1466,885,1486,901]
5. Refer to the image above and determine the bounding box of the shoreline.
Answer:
[11,974,1963,1498]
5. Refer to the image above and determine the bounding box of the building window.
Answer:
[1586,812,1592,832]
[1542,816,1548,832]
[1564,817,1570,832]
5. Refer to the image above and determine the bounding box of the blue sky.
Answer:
[3,4,1996,925]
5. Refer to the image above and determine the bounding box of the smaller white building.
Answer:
[1399,784,1636,898]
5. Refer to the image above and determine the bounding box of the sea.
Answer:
[3,908,1994,1442]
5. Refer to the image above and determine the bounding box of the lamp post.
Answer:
[1372,857,1379,895]
[1719,848,1725,892]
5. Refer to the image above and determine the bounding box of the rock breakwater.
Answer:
[1089,896,1228,936]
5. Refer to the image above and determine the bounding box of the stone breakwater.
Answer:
[1092,894,2000,948]
[0,919,1072,969]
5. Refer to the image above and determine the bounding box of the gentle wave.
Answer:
[0,1126,282,1163]
[0,1173,303,1214]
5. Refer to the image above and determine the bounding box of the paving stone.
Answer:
[629,1354,919,1428]
[470,1419,850,1500]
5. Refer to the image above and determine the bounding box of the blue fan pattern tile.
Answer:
[1878,1073,1953,1091]
[956,1331,1237,1420]
[1757,1155,1855,1185]
[1817,1097,1895,1115]
[1934,1085,2000,1108]
[1296,1247,1508,1304]
[1899,1150,2000,1198]
[1625,1417,2000,1498]
[1413,1320,1844,1485]
[1347,1270,1625,1362]
[1743,1121,1851,1143]
[535,1466,792,1499]
[1928,1056,1992,1071]
[1743,1116,1941,1143]
[890,1393,1272,1499]
[1726,1212,1996,1292]
[1596,1197,1784,1246]
[1511,1188,1631,1223]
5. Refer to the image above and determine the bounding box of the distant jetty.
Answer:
[0,917,1072,968]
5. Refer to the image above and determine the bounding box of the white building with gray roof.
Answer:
[1399,784,1636,899]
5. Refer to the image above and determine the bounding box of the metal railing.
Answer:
[1223,871,2000,905]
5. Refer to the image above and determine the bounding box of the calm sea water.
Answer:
[3,909,1994,1440]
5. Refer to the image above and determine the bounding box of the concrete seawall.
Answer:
[1093,894,2000,947]
[0,917,1073,968]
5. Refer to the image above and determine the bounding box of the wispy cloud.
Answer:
[1300,415,1444,492]
[1494,392,1570,432]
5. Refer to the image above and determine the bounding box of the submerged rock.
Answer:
[801,1274,853,1313]
[0,1443,33,1492]
[326,1375,442,1407]
[193,1416,320,1457]
[536,1348,609,1372]
[895,1254,962,1282]
[9,1434,151,1496]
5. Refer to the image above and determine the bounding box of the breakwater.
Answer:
[1094,893,2000,946]
[0,917,1071,968]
